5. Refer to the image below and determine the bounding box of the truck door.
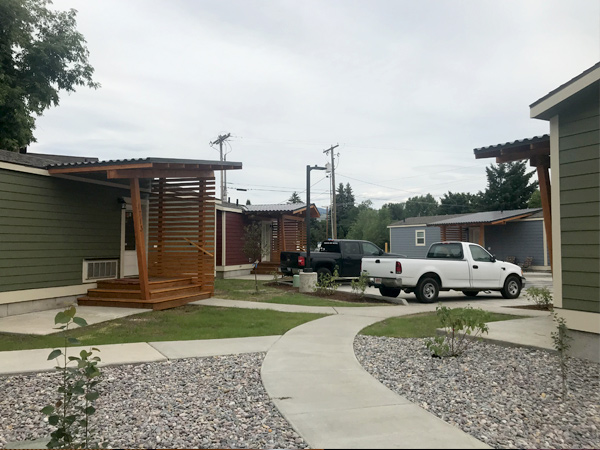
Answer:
[468,244,502,288]
[339,241,362,277]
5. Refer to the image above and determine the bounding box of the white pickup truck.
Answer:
[361,241,525,303]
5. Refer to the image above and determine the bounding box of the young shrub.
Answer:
[525,286,553,310]
[351,271,370,299]
[315,267,340,295]
[551,312,572,401]
[42,306,104,449]
[424,305,490,357]
[242,222,264,293]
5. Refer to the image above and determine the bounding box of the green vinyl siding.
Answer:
[558,92,600,314]
[0,169,128,293]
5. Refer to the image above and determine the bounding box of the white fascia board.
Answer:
[0,284,92,304]
[388,224,427,229]
[530,66,600,119]
[0,162,49,176]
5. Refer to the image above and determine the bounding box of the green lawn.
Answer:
[0,305,326,352]
[214,278,389,307]
[360,309,525,338]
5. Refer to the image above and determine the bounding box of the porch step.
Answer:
[86,284,204,300]
[77,291,212,311]
[96,277,195,290]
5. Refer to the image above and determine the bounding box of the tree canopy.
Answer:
[438,191,479,215]
[287,191,302,204]
[480,162,538,211]
[404,194,439,218]
[0,0,99,151]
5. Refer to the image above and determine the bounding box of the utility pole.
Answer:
[210,133,231,202]
[323,144,339,239]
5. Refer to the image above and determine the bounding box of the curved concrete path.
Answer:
[260,306,490,449]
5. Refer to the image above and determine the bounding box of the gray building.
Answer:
[389,209,550,270]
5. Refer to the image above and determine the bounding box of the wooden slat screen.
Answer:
[440,225,467,242]
[148,177,216,293]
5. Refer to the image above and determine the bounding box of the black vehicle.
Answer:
[280,239,402,279]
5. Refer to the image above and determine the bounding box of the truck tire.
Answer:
[316,267,332,281]
[416,277,439,303]
[379,286,401,298]
[462,290,479,297]
[501,275,521,299]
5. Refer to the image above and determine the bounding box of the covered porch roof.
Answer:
[473,135,553,271]
[429,208,542,227]
[48,156,242,305]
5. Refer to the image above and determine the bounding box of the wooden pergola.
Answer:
[49,158,242,309]
[473,135,552,269]
[244,203,320,273]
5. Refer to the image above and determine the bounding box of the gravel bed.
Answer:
[0,353,307,449]
[354,335,600,449]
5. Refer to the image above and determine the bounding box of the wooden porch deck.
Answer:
[77,277,212,311]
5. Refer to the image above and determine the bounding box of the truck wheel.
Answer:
[316,267,332,281]
[462,290,479,297]
[379,286,401,298]
[501,275,521,299]
[416,277,439,303]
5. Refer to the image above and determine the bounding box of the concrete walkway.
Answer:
[0,292,554,449]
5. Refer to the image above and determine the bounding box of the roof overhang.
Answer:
[47,157,242,179]
[473,135,550,165]
[428,209,542,227]
[530,62,600,120]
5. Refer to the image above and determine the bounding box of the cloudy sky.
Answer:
[30,0,599,209]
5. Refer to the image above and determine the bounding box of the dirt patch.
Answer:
[506,304,553,311]
[265,281,389,305]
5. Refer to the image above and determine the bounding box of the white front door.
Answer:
[261,221,272,262]
[121,207,138,277]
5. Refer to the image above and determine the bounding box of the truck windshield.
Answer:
[427,243,463,259]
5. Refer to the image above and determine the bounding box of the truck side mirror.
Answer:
[491,256,496,262]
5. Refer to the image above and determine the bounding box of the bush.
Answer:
[351,271,370,299]
[315,267,340,295]
[424,305,490,357]
[41,307,105,449]
[525,287,553,310]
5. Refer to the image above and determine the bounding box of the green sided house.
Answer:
[0,150,241,317]
[530,62,599,361]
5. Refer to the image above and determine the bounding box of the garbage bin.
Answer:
[292,274,300,287]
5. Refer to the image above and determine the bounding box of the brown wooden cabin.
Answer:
[48,157,242,310]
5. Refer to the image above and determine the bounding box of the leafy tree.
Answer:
[528,189,542,208]
[242,222,263,292]
[335,182,358,238]
[481,162,538,211]
[347,203,391,249]
[438,191,479,215]
[404,194,439,218]
[0,0,99,151]
[245,199,251,205]
[382,202,405,221]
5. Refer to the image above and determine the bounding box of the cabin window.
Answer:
[415,230,426,246]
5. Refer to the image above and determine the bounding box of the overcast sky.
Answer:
[30,0,599,209]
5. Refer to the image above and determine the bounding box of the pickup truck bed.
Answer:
[362,241,524,303]
[280,239,401,279]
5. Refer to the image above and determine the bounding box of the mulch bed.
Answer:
[265,281,389,305]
